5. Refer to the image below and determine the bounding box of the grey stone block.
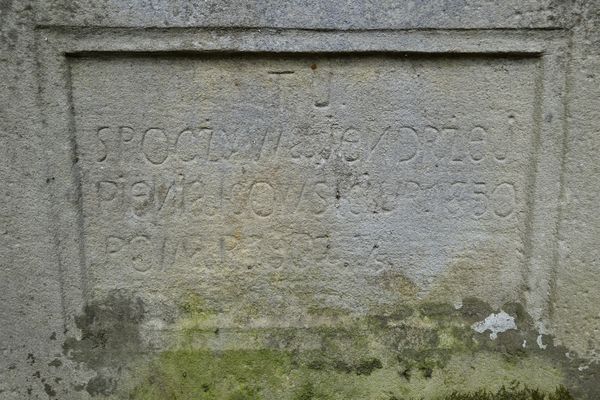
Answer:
[1,1,599,399]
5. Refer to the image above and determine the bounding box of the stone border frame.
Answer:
[35,27,570,334]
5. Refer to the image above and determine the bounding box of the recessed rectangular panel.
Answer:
[70,54,539,315]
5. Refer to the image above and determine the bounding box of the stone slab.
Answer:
[2,2,600,399]
[37,28,568,329]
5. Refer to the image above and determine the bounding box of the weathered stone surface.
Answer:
[73,53,537,312]
[1,1,599,399]
[35,0,570,29]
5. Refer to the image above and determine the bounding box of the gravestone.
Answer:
[1,1,600,399]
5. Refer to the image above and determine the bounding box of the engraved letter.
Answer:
[142,128,169,164]
[249,182,275,217]
[130,235,153,272]
[97,180,119,202]
[106,236,125,254]
[130,181,152,217]
[469,127,487,162]
[175,129,199,162]
[374,126,418,164]
[491,182,516,217]
[96,127,111,162]
[339,127,363,163]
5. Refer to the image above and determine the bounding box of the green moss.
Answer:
[130,347,389,400]
[438,383,574,400]
[386,385,572,400]
[292,382,316,400]
[68,294,580,399]
[355,357,383,375]
[130,349,293,399]
[128,342,568,400]
[179,292,207,316]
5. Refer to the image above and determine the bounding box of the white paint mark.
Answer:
[471,311,517,340]
[453,300,463,310]
[537,334,548,350]
[522,339,527,348]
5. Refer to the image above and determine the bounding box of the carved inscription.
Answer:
[92,123,518,220]
[71,55,538,290]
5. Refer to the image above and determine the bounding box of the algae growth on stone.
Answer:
[59,292,592,399]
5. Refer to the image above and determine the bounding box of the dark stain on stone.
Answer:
[332,359,353,374]
[310,357,383,376]
[502,302,534,331]
[434,383,574,400]
[421,366,433,378]
[0,0,13,17]
[458,297,494,323]
[419,301,457,318]
[49,332,57,340]
[73,384,85,392]
[399,367,411,381]
[374,299,598,398]
[26,353,35,365]
[294,382,316,400]
[6,28,17,44]
[48,358,62,368]
[63,290,145,369]
[355,357,383,375]
[86,374,116,397]
[43,383,56,398]
[62,290,145,397]
[563,357,600,400]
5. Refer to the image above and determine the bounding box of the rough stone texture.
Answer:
[1,1,599,399]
